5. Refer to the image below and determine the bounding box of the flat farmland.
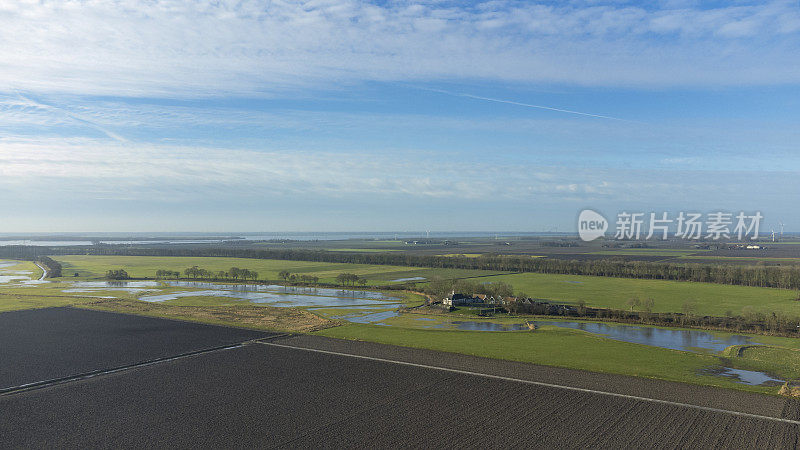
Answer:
[0,307,271,390]
[2,315,797,448]
[477,272,800,317]
[53,255,508,284]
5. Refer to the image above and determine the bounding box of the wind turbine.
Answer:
[780,222,785,240]
[771,228,776,242]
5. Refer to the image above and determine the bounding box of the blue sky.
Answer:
[1,0,799,232]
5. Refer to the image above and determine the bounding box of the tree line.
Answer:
[106,269,130,280]
[278,271,320,284]
[34,256,61,278]
[8,245,800,290]
[155,267,366,288]
[335,272,367,287]
[158,266,260,281]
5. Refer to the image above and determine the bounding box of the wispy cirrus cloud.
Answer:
[0,0,799,97]
[1,137,797,206]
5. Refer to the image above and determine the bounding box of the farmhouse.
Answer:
[442,291,482,306]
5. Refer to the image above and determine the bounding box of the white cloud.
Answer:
[2,136,797,209]
[0,0,798,97]
[0,137,632,202]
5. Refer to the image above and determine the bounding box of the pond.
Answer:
[529,320,760,353]
[139,288,404,309]
[389,277,426,282]
[163,281,396,301]
[336,310,401,324]
[423,318,763,353]
[55,280,403,309]
[91,281,408,309]
[0,261,44,285]
[0,274,31,284]
[716,367,785,386]
[63,280,162,294]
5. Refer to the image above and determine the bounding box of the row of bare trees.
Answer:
[278,271,320,284]
[155,266,260,281]
[335,272,367,287]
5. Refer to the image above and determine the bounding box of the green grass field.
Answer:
[0,293,100,312]
[477,272,800,317]
[721,345,800,380]
[4,255,800,393]
[49,255,800,317]
[314,323,780,394]
[53,255,507,284]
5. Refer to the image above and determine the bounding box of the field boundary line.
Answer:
[257,341,800,426]
[0,341,256,397]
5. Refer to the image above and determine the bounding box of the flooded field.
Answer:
[435,321,530,331]
[528,320,760,353]
[716,367,785,386]
[0,261,43,285]
[0,259,791,387]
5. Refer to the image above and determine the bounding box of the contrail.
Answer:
[419,87,635,122]
[13,91,128,143]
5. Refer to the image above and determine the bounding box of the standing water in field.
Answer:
[134,281,403,309]
[435,321,530,331]
[529,320,759,352]
[716,367,785,386]
[429,319,761,353]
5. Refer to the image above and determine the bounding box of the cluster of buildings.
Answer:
[439,291,580,316]
[441,291,509,307]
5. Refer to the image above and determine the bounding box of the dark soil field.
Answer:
[0,307,272,390]
[2,308,799,448]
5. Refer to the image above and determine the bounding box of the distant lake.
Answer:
[0,231,570,246]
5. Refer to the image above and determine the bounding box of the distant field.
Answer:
[589,249,705,257]
[680,255,800,263]
[324,248,401,252]
[53,255,508,284]
[477,272,800,317]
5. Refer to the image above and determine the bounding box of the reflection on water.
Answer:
[129,281,402,309]
[531,321,759,352]
[141,289,403,308]
[57,280,401,309]
[427,319,762,352]
[718,367,784,386]
[0,261,27,284]
[71,281,161,288]
[337,310,400,323]
[63,288,155,294]
[0,275,30,283]
[163,281,397,301]
[63,280,162,294]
